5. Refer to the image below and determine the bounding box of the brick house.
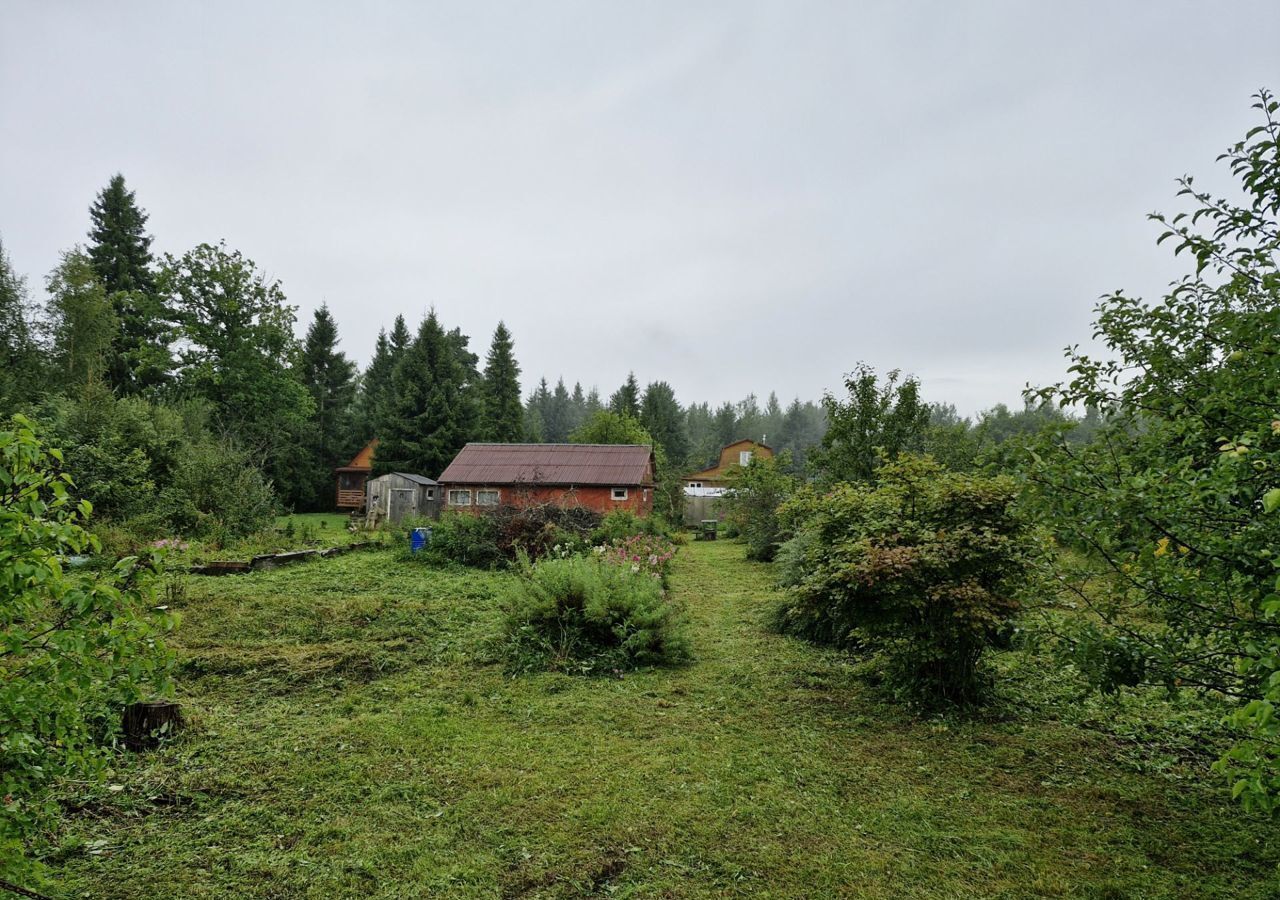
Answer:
[436,443,656,516]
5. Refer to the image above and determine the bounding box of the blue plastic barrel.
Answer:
[410,527,431,553]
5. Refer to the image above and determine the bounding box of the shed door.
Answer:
[390,488,416,522]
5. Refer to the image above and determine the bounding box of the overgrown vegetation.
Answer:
[774,455,1037,706]
[22,541,1279,897]
[0,416,173,884]
[722,452,797,561]
[1029,89,1280,813]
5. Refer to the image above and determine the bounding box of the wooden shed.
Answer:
[365,472,440,527]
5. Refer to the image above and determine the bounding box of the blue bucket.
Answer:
[410,527,431,553]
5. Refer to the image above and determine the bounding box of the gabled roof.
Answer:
[336,439,378,472]
[438,443,655,486]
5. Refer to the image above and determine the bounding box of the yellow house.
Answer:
[684,439,774,489]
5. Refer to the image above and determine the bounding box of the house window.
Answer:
[739,450,753,466]
[611,488,629,501]
[688,481,702,489]
[425,488,435,500]
[448,489,471,506]
[476,489,500,507]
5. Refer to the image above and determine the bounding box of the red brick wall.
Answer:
[439,484,653,517]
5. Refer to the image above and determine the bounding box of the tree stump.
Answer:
[122,700,184,750]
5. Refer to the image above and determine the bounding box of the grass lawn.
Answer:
[44,541,1279,898]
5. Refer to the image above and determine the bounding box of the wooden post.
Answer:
[122,700,184,750]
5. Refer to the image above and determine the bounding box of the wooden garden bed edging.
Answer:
[187,541,377,576]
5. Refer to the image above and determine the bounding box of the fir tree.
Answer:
[640,380,688,465]
[608,371,641,418]
[712,401,738,449]
[480,321,523,442]
[544,378,574,442]
[377,311,474,476]
[569,382,587,435]
[388,314,412,358]
[86,174,170,393]
[356,329,394,440]
[299,304,358,508]
[524,377,551,443]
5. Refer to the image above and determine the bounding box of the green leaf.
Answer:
[1263,488,1280,514]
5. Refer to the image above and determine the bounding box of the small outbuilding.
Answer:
[437,443,656,516]
[365,472,440,527]
[335,439,378,511]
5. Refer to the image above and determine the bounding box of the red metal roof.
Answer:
[438,443,655,486]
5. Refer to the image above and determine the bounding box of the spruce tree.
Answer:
[299,305,358,508]
[388,314,412,358]
[569,382,587,435]
[544,378,573,442]
[356,329,394,440]
[712,401,738,449]
[640,380,689,465]
[377,311,474,477]
[86,174,170,393]
[608,371,641,418]
[525,378,551,443]
[480,321,523,442]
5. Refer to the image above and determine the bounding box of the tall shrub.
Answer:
[501,555,689,674]
[1028,90,1280,812]
[723,452,797,561]
[775,455,1036,705]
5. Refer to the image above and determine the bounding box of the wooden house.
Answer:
[365,472,440,526]
[437,443,656,516]
[683,439,774,489]
[334,439,378,511]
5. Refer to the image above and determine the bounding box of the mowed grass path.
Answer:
[49,541,1279,898]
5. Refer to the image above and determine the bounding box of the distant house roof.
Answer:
[438,443,655,487]
[336,439,378,472]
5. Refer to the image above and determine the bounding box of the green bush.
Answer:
[407,512,504,569]
[0,415,174,882]
[774,454,1038,706]
[35,388,276,542]
[501,555,690,674]
[407,505,608,568]
[722,452,797,561]
[590,509,666,545]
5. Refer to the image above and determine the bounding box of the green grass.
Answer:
[41,542,1280,898]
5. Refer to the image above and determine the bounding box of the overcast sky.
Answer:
[3,2,1278,415]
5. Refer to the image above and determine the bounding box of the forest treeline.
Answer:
[0,174,1095,541]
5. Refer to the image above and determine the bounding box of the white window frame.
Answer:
[448,489,472,506]
[739,450,753,466]
[688,481,702,489]
[476,489,500,507]
[425,488,435,500]
[611,487,629,501]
